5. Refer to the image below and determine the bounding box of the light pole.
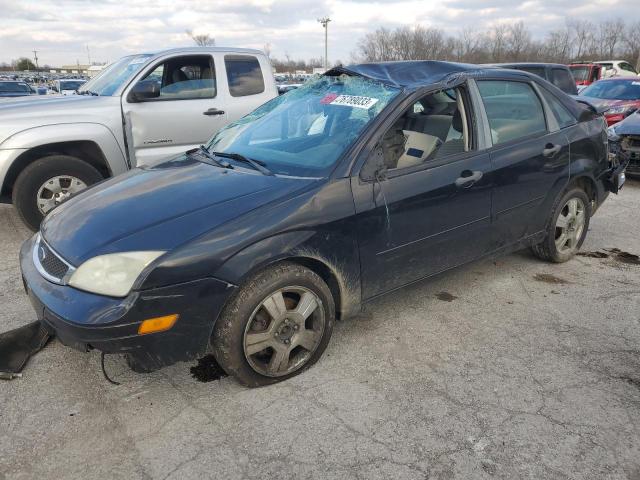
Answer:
[318,17,331,70]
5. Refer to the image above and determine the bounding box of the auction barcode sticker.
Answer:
[329,95,379,109]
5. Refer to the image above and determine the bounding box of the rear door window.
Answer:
[224,55,265,97]
[551,69,576,93]
[620,62,638,74]
[477,80,547,145]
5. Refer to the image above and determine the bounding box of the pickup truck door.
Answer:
[121,53,228,167]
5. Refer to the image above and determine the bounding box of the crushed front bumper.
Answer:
[20,235,236,371]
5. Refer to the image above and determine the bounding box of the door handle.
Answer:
[455,170,483,188]
[542,143,562,157]
[203,108,225,116]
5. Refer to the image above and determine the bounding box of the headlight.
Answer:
[68,251,165,297]
[607,125,620,142]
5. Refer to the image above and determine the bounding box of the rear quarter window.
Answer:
[540,88,576,129]
[225,55,265,97]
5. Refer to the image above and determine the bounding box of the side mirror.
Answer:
[360,145,387,182]
[127,80,160,103]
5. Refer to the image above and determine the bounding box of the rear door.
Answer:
[475,79,570,249]
[122,53,227,166]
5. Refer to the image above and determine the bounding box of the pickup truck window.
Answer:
[225,55,265,97]
[477,80,547,145]
[140,55,216,100]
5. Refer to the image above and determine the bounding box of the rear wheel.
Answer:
[212,262,335,387]
[532,188,591,263]
[12,155,103,231]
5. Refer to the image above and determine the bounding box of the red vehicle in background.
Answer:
[579,77,640,126]
[568,63,603,92]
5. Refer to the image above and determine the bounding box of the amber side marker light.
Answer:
[138,314,179,335]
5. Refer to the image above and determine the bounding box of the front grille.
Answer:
[33,235,72,283]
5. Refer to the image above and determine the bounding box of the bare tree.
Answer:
[350,19,640,67]
[186,30,215,47]
[598,19,625,58]
[622,21,640,70]
[263,43,272,58]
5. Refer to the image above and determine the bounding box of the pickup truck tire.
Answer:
[12,155,103,231]
[212,262,335,387]
[531,188,591,263]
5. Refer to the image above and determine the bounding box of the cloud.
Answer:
[0,0,638,66]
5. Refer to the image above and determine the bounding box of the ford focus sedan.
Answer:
[20,61,624,387]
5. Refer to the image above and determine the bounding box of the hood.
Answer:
[579,95,640,113]
[0,95,120,145]
[41,156,317,265]
[613,112,640,135]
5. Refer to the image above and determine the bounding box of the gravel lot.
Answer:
[1,181,639,480]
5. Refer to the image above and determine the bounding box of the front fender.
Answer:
[216,229,363,319]
[0,123,128,176]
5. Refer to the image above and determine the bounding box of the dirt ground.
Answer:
[1,181,639,480]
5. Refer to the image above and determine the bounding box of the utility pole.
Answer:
[317,17,331,70]
[87,45,91,65]
[32,50,39,71]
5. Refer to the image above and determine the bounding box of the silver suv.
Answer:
[0,47,277,229]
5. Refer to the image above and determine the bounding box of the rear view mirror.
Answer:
[128,80,160,103]
[360,145,387,181]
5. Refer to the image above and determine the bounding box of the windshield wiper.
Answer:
[210,150,273,176]
[78,90,99,96]
[186,145,232,169]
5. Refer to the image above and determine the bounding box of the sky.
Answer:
[1,0,639,67]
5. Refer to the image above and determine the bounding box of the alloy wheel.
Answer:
[554,197,586,254]
[36,175,87,215]
[243,286,325,377]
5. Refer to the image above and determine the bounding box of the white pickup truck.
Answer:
[0,47,277,229]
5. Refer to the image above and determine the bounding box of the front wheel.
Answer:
[12,155,103,231]
[531,188,591,263]
[212,262,335,387]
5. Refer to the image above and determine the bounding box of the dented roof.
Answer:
[327,61,488,89]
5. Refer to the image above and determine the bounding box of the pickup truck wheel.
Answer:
[12,155,103,231]
[532,188,591,263]
[212,262,335,387]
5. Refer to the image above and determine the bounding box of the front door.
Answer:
[352,86,494,299]
[121,54,228,166]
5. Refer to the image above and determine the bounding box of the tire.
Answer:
[531,187,591,263]
[212,262,335,387]
[12,155,103,231]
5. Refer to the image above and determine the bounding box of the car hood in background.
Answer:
[578,96,640,114]
[40,156,317,265]
[613,112,640,135]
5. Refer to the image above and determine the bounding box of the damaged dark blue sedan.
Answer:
[20,61,624,386]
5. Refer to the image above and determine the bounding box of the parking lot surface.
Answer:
[1,182,640,480]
